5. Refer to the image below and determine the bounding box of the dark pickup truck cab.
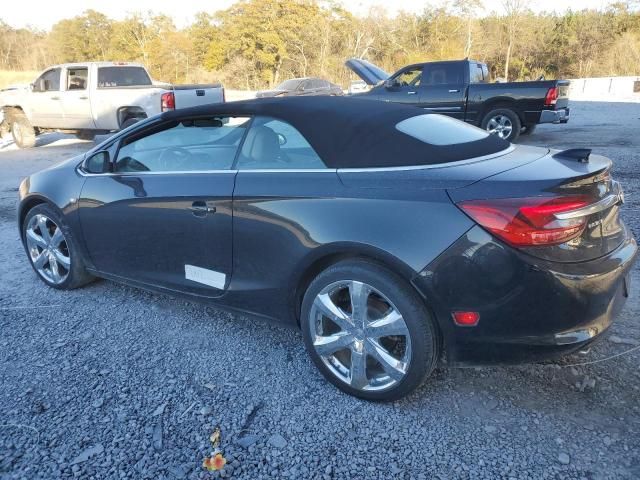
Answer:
[346,58,570,142]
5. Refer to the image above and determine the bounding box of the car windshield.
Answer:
[97,66,152,88]
[276,79,302,91]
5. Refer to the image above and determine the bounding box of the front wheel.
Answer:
[481,108,521,142]
[23,204,95,290]
[301,259,439,401]
[10,111,37,148]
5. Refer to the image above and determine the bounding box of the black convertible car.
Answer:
[18,97,636,401]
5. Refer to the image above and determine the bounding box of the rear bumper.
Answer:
[412,226,637,365]
[540,107,570,124]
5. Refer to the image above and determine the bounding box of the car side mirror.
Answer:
[383,79,396,89]
[84,151,111,174]
[277,133,287,146]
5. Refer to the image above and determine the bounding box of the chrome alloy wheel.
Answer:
[25,214,70,285]
[486,114,513,139]
[309,280,412,391]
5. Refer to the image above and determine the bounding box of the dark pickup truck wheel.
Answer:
[481,108,521,142]
[10,111,37,148]
[301,259,439,401]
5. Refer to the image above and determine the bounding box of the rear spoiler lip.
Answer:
[553,148,592,163]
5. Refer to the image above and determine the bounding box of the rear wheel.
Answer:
[120,117,140,130]
[520,124,537,136]
[301,259,439,401]
[23,204,94,290]
[76,131,95,141]
[481,108,521,142]
[10,111,36,148]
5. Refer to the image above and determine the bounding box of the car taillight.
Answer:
[544,87,558,106]
[458,196,591,247]
[161,91,175,111]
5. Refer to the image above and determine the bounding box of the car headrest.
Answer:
[243,125,280,163]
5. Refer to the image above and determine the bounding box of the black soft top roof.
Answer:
[164,96,509,169]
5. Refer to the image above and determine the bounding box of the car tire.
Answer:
[520,124,537,136]
[76,131,95,141]
[10,110,37,148]
[0,121,11,140]
[120,117,140,130]
[481,108,521,142]
[300,259,439,401]
[22,203,95,290]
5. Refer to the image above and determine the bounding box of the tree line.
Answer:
[1,0,639,89]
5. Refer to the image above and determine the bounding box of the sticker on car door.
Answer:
[185,265,226,289]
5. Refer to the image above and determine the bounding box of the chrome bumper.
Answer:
[540,107,570,124]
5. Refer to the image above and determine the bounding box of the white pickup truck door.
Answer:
[60,66,95,129]
[29,68,66,128]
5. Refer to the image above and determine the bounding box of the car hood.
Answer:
[345,59,390,86]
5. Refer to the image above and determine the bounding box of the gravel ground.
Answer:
[0,101,639,480]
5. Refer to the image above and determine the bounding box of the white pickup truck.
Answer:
[0,62,225,148]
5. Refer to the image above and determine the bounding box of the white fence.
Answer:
[568,76,640,102]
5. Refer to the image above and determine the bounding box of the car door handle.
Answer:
[50,96,60,100]
[79,96,88,100]
[407,91,417,95]
[190,201,216,216]
[448,89,460,93]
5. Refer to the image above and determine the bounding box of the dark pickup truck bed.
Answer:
[346,58,570,142]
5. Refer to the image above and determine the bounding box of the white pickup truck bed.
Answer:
[0,62,225,148]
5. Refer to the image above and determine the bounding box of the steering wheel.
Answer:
[158,146,192,171]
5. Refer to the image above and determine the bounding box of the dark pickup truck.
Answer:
[346,58,570,142]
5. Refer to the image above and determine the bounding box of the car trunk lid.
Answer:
[449,149,626,262]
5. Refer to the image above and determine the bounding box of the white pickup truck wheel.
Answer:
[10,111,37,148]
[120,117,140,130]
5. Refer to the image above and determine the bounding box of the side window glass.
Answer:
[84,151,110,174]
[237,116,326,170]
[393,68,422,87]
[114,117,250,173]
[34,69,60,92]
[470,64,484,84]
[423,64,463,85]
[67,68,88,90]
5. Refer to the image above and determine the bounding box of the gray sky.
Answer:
[1,0,620,30]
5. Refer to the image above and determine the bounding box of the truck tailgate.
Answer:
[173,84,224,108]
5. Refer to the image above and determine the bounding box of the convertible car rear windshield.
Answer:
[396,114,490,146]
